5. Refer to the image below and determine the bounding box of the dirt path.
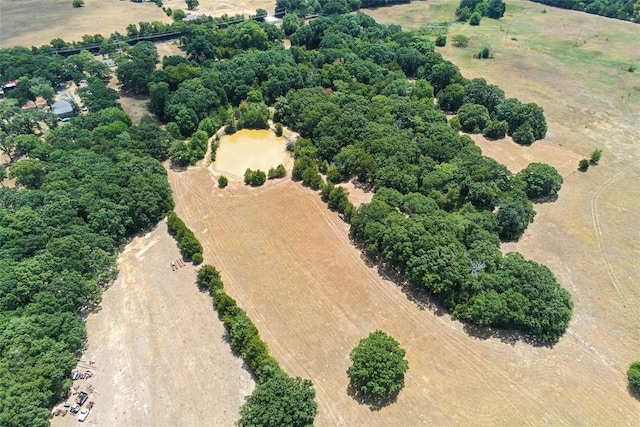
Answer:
[50,220,254,427]
[168,166,640,425]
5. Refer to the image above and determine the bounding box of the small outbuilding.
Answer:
[52,100,75,120]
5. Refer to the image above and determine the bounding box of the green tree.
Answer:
[578,159,590,171]
[238,375,318,427]
[72,0,84,7]
[172,8,187,21]
[515,162,563,200]
[185,0,199,10]
[0,165,6,187]
[8,159,46,189]
[628,361,640,394]
[282,13,302,36]
[437,83,466,112]
[469,11,482,25]
[485,0,506,19]
[483,120,508,139]
[496,199,533,241]
[435,34,447,47]
[218,175,228,188]
[457,103,490,133]
[590,149,602,165]
[348,330,409,398]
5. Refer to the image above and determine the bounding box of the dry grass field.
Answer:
[0,0,170,48]
[50,220,254,427]
[0,0,277,49]
[169,166,640,425]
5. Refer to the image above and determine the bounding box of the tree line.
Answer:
[196,265,317,426]
[530,0,640,23]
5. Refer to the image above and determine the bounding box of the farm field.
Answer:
[169,166,640,425]
[0,0,170,48]
[0,0,277,49]
[50,220,254,427]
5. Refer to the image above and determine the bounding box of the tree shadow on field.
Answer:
[346,380,399,411]
[462,323,554,348]
[627,383,640,401]
[352,237,445,317]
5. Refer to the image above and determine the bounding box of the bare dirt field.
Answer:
[50,220,254,427]
[169,166,640,425]
[0,0,170,48]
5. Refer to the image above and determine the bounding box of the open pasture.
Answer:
[169,164,640,425]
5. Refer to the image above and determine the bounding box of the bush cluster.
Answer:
[244,168,267,186]
[167,212,203,263]
[268,164,286,179]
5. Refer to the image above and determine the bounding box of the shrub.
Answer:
[218,175,229,188]
[590,149,602,165]
[275,123,283,136]
[578,159,590,171]
[449,116,461,132]
[191,252,203,265]
[452,34,469,47]
[483,120,508,139]
[435,35,447,47]
[244,168,267,186]
[474,46,492,59]
[628,361,640,393]
[268,164,286,179]
[72,0,84,7]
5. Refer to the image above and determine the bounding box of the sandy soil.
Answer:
[169,166,640,426]
[50,220,254,427]
[0,0,170,48]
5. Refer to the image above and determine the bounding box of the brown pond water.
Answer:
[213,129,289,180]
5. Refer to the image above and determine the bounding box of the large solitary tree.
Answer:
[348,330,409,398]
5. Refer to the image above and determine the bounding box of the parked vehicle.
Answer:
[76,392,88,406]
[70,404,80,414]
[77,408,89,422]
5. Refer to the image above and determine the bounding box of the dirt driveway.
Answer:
[50,220,254,427]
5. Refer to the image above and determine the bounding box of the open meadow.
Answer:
[0,0,277,49]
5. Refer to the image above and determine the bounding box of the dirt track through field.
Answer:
[169,165,640,425]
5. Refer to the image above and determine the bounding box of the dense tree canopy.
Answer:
[0,50,173,426]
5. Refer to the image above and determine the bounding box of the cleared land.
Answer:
[0,0,276,49]
[50,220,254,427]
[0,0,170,48]
[170,166,640,425]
